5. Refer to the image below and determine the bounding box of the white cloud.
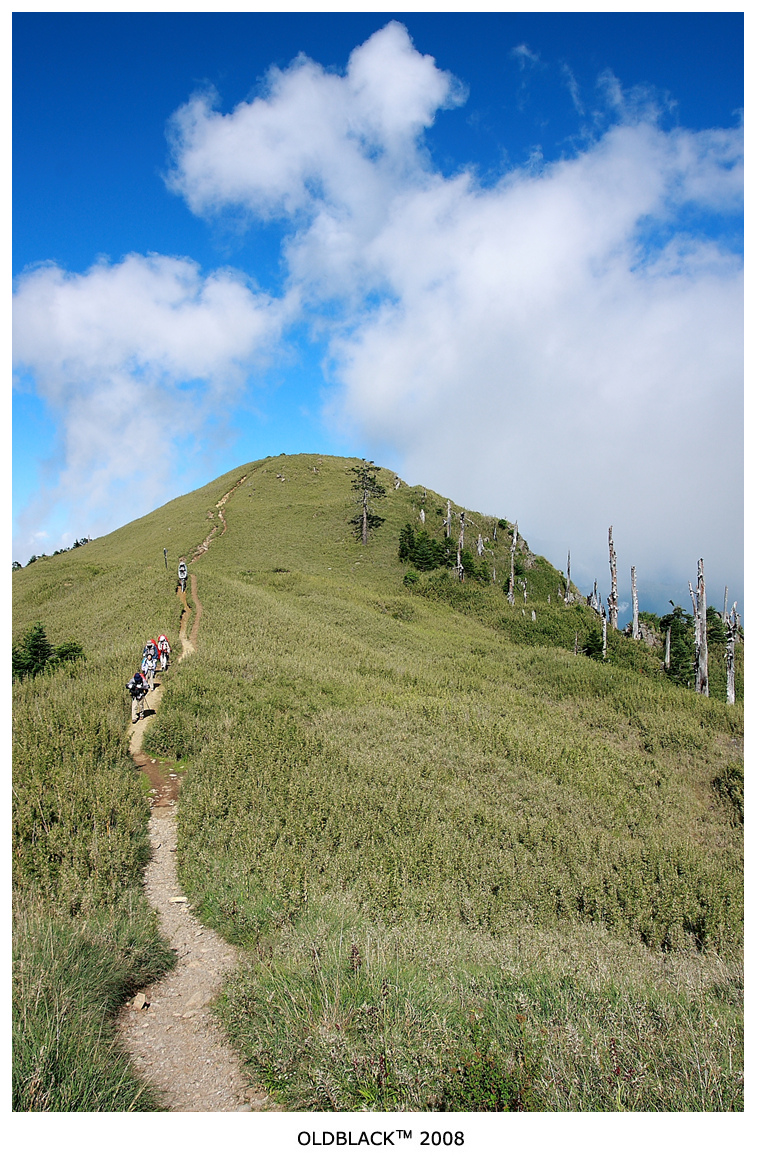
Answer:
[13,253,288,554]
[511,44,541,69]
[166,21,464,224]
[164,23,742,606]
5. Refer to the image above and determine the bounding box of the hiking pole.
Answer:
[164,548,168,570]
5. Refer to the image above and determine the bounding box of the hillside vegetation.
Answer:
[13,454,743,1111]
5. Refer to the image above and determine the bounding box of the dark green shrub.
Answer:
[12,623,85,682]
[583,625,605,661]
[712,766,743,825]
[660,606,694,688]
[706,606,727,647]
[12,622,53,679]
[437,1028,541,1111]
[398,524,454,572]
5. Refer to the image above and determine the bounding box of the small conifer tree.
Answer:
[12,622,84,682]
[349,461,386,546]
[13,623,53,679]
[659,605,694,687]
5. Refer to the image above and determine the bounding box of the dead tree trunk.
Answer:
[723,586,729,624]
[477,533,484,557]
[688,580,698,680]
[664,626,671,671]
[419,508,425,525]
[608,526,618,630]
[602,614,607,660]
[725,602,737,705]
[457,511,465,582]
[631,566,639,640]
[445,500,452,539]
[688,566,709,696]
[361,491,369,546]
[696,559,709,695]
[508,525,517,606]
[565,551,572,604]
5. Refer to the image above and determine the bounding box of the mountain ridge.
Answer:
[13,451,743,1113]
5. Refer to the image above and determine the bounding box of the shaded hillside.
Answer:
[13,454,743,1112]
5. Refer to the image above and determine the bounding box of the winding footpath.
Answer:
[118,546,279,1112]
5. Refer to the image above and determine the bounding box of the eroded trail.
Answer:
[119,568,277,1113]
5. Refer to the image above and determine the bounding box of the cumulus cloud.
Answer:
[167,21,464,225]
[163,22,743,606]
[13,253,287,553]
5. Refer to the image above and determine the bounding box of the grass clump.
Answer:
[216,910,742,1112]
[13,890,174,1111]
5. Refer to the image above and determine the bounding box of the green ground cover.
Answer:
[13,454,743,1111]
[12,475,223,1111]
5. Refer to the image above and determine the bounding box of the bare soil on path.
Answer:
[118,570,279,1113]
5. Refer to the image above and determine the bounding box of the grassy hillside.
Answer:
[13,453,743,1111]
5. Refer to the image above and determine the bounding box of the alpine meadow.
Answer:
[12,453,743,1113]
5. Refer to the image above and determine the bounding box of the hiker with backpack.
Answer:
[141,639,159,690]
[178,559,188,593]
[157,634,171,671]
[126,671,149,723]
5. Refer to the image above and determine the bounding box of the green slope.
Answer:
[13,453,743,1112]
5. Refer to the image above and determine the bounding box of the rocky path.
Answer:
[118,569,278,1113]
[191,472,247,562]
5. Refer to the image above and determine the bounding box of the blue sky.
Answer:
[13,10,743,615]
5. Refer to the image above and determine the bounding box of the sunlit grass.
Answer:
[13,453,743,1111]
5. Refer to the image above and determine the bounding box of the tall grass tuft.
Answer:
[13,889,174,1111]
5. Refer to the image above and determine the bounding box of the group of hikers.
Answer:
[126,562,187,723]
[126,635,171,723]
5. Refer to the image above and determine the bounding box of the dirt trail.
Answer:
[119,568,278,1113]
[191,472,247,562]
[177,573,201,656]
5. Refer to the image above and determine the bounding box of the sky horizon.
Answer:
[12,11,743,617]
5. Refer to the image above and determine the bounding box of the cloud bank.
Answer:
[14,22,742,607]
